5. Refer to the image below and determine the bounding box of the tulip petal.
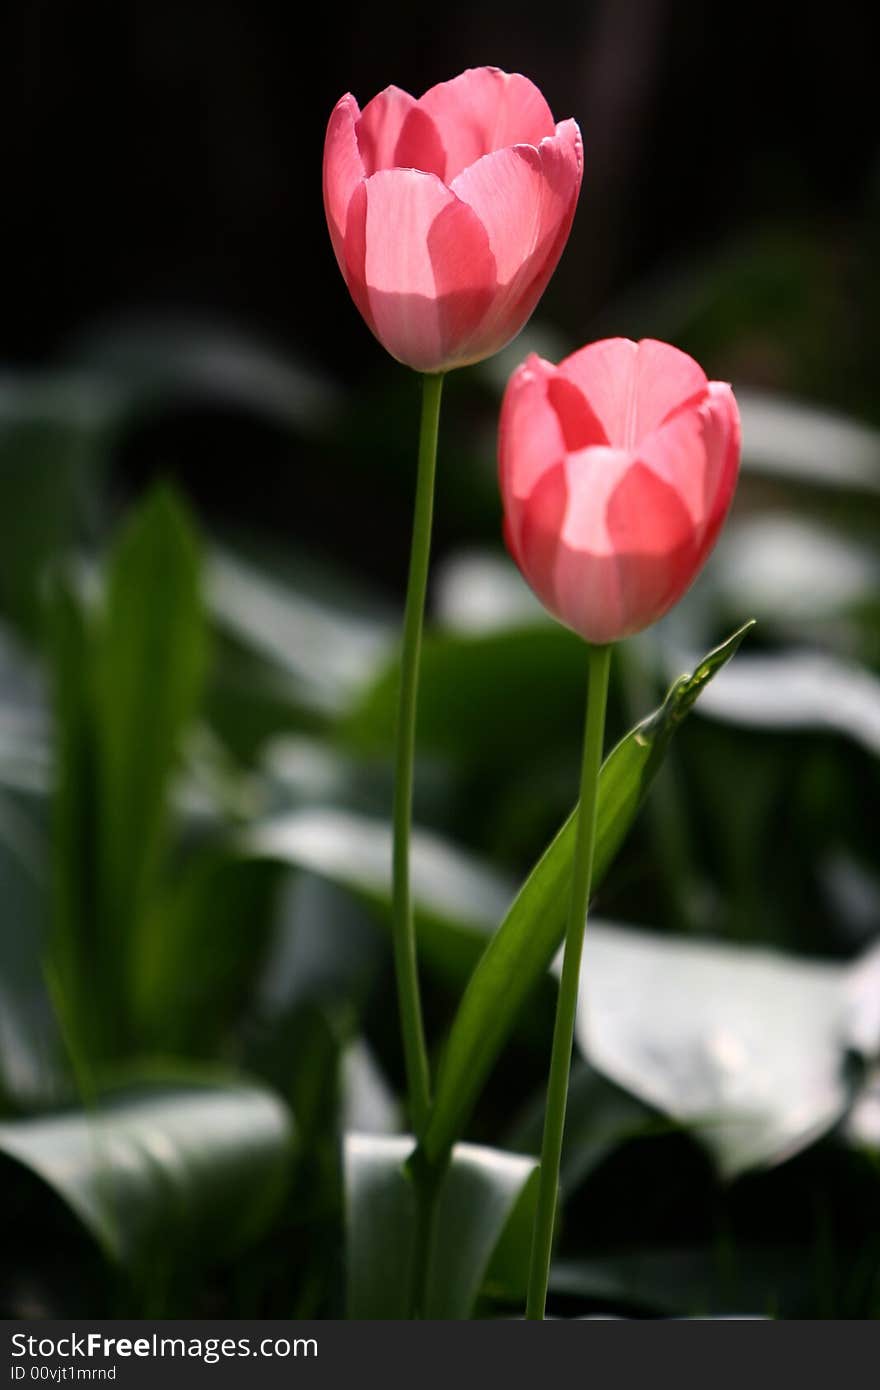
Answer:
[696,381,741,550]
[323,94,365,272]
[503,121,584,333]
[547,374,609,452]
[546,447,635,643]
[356,86,447,178]
[450,122,582,358]
[635,381,740,545]
[498,337,741,644]
[338,182,376,339]
[524,447,637,644]
[632,338,709,438]
[357,86,416,172]
[349,169,497,373]
[544,448,700,643]
[634,407,709,529]
[499,356,567,562]
[559,338,708,449]
[604,462,700,637]
[549,548,627,645]
[450,145,541,285]
[516,460,569,619]
[419,67,556,180]
[561,447,635,555]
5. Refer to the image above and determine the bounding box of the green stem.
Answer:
[525,642,613,1320]
[391,371,444,1137]
[408,1155,443,1318]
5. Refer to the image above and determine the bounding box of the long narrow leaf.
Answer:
[421,622,754,1165]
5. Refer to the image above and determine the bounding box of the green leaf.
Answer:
[344,623,586,772]
[0,798,62,1109]
[421,622,755,1166]
[0,625,49,798]
[133,853,282,1054]
[344,1133,537,1319]
[46,574,102,1061]
[573,925,880,1177]
[97,485,206,937]
[208,547,392,721]
[244,874,388,1136]
[341,1041,401,1137]
[551,1247,807,1318]
[428,1150,538,1319]
[251,870,384,1027]
[508,1065,662,1194]
[241,808,512,985]
[680,647,880,757]
[48,487,207,1062]
[0,1078,293,1269]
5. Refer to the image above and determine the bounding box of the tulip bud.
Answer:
[499,338,741,643]
[323,67,583,374]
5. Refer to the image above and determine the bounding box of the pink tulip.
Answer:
[323,67,583,374]
[499,339,741,643]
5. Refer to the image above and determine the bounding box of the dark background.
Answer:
[5,1,877,377]
[4,0,879,586]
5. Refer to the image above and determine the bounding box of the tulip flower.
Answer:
[323,67,583,373]
[322,68,583,1174]
[499,337,741,1319]
[499,338,741,644]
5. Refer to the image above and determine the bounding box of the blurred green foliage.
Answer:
[0,313,879,1320]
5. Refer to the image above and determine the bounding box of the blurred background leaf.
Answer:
[572,925,880,1177]
[0,1077,293,1311]
[344,1133,537,1318]
[47,487,207,1066]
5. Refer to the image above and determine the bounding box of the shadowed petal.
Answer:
[501,121,584,337]
[695,381,741,551]
[635,407,709,528]
[547,373,609,452]
[499,355,567,561]
[636,380,740,546]
[559,338,708,448]
[338,182,376,339]
[549,447,635,643]
[517,460,569,618]
[323,94,365,271]
[354,169,496,372]
[602,461,700,638]
[450,122,582,359]
[356,85,447,177]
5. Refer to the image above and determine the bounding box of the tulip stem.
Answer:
[392,371,444,1137]
[525,641,612,1320]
